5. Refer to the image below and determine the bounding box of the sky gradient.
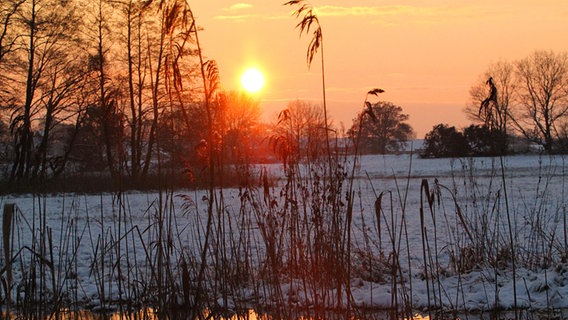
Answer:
[191,1,568,136]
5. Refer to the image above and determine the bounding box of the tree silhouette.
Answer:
[7,0,83,182]
[421,124,470,158]
[513,50,568,153]
[349,100,414,154]
[467,61,515,155]
[0,0,23,63]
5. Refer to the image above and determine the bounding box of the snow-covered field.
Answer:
[1,153,568,318]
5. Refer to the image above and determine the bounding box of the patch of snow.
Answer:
[1,153,568,314]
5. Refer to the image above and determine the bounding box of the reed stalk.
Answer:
[2,203,14,310]
[499,155,517,316]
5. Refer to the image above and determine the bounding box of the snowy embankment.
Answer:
[1,154,567,314]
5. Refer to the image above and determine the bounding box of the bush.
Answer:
[422,124,510,158]
[463,124,508,156]
[421,124,470,158]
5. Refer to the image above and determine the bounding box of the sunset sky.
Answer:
[191,1,568,136]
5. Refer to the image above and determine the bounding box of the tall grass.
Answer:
[0,154,566,319]
[0,133,566,319]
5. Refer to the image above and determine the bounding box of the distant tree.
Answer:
[70,103,121,171]
[162,90,265,174]
[556,122,568,153]
[463,124,507,156]
[466,61,515,154]
[421,124,469,158]
[510,50,568,153]
[218,91,262,165]
[348,101,414,154]
[467,62,515,131]
[5,0,84,181]
[117,0,148,181]
[84,0,122,179]
[270,100,327,166]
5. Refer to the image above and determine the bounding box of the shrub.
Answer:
[421,124,470,158]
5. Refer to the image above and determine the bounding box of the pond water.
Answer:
[17,308,565,320]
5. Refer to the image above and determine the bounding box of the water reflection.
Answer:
[37,308,266,320]
[5,308,566,320]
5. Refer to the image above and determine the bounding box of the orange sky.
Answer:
[191,1,568,136]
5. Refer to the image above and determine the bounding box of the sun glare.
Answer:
[241,68,265,94]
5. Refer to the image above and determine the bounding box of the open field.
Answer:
[0,153,567,319]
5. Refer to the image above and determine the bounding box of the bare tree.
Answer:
[467,61,515,129]
[140,0,197,178]
[0,0,24,138]
[466,60,515,153]
[0,0,23,63]
[121,0,152,181]
[84,0,122,178]
[31,53,88,179]
[512,50,568,153]
[7,0,83,181]
[270,99,327,165]
[218,91,261,165]
[101,0,198,181]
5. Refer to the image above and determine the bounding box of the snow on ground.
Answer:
[352,154,568,310]
[1,153,568,314]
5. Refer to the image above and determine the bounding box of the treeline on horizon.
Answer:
[1,0,568,193]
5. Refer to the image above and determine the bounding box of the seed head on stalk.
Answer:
[284,0,332,170]
[284,0,322,68]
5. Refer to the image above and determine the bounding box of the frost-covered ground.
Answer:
[1,153,568,316]
[355,154,568,311]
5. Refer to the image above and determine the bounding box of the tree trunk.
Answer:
[11,0,37,182]
[126,0,139,181]
[97,0,117,179]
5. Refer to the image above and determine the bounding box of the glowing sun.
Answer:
[241,68,265,93]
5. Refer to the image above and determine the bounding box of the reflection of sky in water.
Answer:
[51,308,568,320]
